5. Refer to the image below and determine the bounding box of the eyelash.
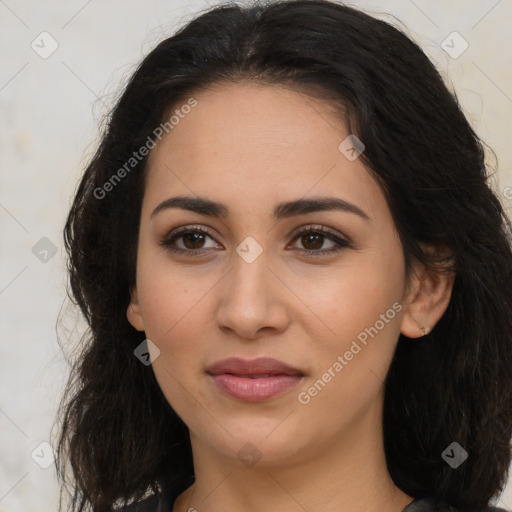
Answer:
[159,224,351,258]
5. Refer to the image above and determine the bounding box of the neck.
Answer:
[173,403,414,512]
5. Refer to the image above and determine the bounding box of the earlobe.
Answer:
[127,287,145,332]
[400,248,455,339]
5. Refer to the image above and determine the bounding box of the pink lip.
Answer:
[208,374,304,401]
[206,357,304,376]
[206,357,305,402]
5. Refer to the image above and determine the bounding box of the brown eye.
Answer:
[289,226,350,257]
[180,231,208,250]
[298,232,329,250]
[160,226,221,255]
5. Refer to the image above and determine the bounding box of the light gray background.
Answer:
[1,1,511,511]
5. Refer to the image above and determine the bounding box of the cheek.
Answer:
[135,253,214,360]
[294,251,404,403]
[136,265,210,414]
[293,252,404,348]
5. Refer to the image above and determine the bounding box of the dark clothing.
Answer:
[402,497,505,512]
[120,476,507,512]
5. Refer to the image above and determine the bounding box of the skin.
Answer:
[127,82,454,512]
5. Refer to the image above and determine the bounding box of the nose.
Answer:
[216,251,292,340]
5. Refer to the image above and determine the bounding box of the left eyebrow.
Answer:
[150,195,371,221]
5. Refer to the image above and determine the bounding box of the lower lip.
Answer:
[208,373,304,402]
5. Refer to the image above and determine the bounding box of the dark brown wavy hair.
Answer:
[53,1,512,511]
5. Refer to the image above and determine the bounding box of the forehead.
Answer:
[143,82,388,224]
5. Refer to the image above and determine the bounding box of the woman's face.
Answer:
[128,82,418,466]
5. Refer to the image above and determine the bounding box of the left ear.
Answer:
[400,243,455,338]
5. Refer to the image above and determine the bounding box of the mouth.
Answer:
[206,357,305,402]
[219,373,301,378]
[206,356,305,377]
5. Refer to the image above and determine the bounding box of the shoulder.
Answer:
[404,497,509,512]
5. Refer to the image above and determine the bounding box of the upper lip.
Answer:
[206,357,304,376]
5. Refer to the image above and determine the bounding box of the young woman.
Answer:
[54,1,512,511]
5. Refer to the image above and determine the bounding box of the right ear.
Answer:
[127,286,145,332]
